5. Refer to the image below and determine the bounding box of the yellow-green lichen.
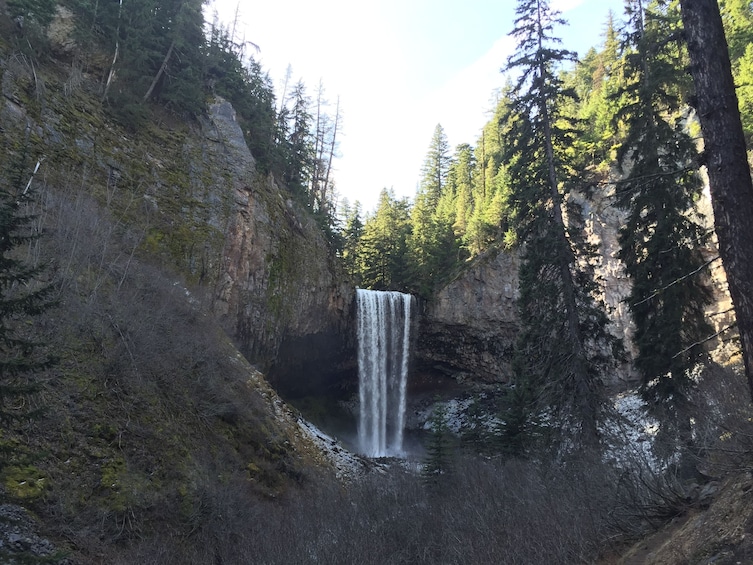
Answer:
[1,465,48,499]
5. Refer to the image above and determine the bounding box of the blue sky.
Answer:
[209,0,626,212]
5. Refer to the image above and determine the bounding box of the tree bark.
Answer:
[679,0,753,399]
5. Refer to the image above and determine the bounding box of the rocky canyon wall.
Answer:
[203,98,354,395]
[0,38,353,398]
[417,181,734,389]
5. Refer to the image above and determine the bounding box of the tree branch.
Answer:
[632,256,720,307]
[672,323,738,358]
[143,39,176,103]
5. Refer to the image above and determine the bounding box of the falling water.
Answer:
[356,288,413,458]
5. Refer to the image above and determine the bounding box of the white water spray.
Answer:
[356,289,413,457]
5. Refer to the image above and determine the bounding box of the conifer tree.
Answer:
[422,403,452,485]
[448,143,475,237]
[0,162,55,426]
[614,0,713,403]
[408,125,460,296]
[356,189,411,290]
[503,0,616,446]
[719,0,753,141]
[466,90,515,254]
[566,11,623,170]
[282,80,314,197]
[339,199,364,282]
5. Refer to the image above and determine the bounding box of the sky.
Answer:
[208,0,626,213]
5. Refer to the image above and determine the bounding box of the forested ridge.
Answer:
[4,0,343,233]
[343,0,753,299]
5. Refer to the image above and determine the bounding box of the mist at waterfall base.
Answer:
[356,288,414,458]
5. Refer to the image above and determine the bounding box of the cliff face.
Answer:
[415,250,519,383]
[0,29,353,396]
[417,180,734,389]
[203,98,353,395]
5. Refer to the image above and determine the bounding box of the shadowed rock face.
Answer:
[415,250,520,383]
[205,98,354,389]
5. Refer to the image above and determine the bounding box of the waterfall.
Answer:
[356,288,413,458]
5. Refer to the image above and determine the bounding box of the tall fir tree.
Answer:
[282,80,314,197]
[614,0,713,403]
[356,189,412,290]
[408,125,460,296]
[339,199,364,283]
[503,0,617,447]
[0,161,55,427]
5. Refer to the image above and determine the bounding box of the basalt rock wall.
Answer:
[203,98,355,396]
[415,249,520,383]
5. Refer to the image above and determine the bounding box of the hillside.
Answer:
[0,8,357,562]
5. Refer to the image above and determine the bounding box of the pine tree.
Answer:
[614,0,713,403]
[408,125,460,296]
[356,189,412,290]
[422,403,452,485]
[0,162,55,426]
[503,0,616,446]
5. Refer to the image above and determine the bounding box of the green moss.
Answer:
[99,456,151,513]
[1,465,47,499]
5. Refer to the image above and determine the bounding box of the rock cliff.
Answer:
[0,38,353,398]
[416,180,734,389]
[203,98,353,396]
[415,249,519,383]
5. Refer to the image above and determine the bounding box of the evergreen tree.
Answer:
[614,0,713,402]
[204,23,279,174]
[6,0,56,27]
[282,80,314,197]
[466,91,516,254]
[565,11,623,170]
[339,199,364,282]
[503,0,616,446]
[102,0,207,121]
[150,0,206,115]
[719,0,753,141]
[356,189,412,290]
[0,163,55,426]
[448,143,475,238]
[422,403,452,485]
[408,125,461,296]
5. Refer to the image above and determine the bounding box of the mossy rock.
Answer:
[1,465,47,500]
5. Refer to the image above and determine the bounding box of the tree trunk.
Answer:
[679,0,753,399]
[143,39,176,103]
